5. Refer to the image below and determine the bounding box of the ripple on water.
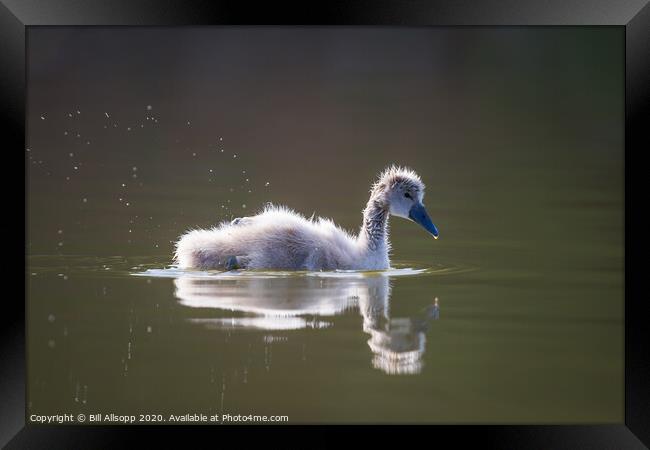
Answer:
[27,255,476,279]
[135,261,474,279]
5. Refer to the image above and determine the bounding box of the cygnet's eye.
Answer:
[404,192,412,199]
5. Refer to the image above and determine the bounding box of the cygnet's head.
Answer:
[371,165,439,239]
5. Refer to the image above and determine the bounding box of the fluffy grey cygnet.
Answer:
[174,165,439,271]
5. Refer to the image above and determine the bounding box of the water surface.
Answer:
[27,27,623,423]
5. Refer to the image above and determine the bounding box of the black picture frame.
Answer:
[4,0,648,447]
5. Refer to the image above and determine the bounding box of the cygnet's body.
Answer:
[174,166,438,271]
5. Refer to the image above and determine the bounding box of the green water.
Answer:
[26,27,623,423]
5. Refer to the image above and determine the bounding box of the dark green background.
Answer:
[27,27,623,422]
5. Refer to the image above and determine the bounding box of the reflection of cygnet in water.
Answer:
[361,290,439,375]
[174,275,362,330]
[173,274,439,375]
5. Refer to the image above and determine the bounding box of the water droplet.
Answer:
[40,115,46,120]
[132,166,137,171]
[233,154,237,158]
[48,340,55,348]
[146,105,152,110]
[48,314,55,323]
[63,131,68,135]
[146,326,152,333]
[69,152,74,157]
[82,198,87,203]
[265,181,270,187]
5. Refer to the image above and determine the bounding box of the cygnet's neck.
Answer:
[359,198,389,255]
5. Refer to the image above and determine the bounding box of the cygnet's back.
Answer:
[175,205,360,270]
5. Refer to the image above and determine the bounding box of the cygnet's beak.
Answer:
[408,203,439,239]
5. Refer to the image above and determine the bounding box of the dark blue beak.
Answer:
[408,203,439,239]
